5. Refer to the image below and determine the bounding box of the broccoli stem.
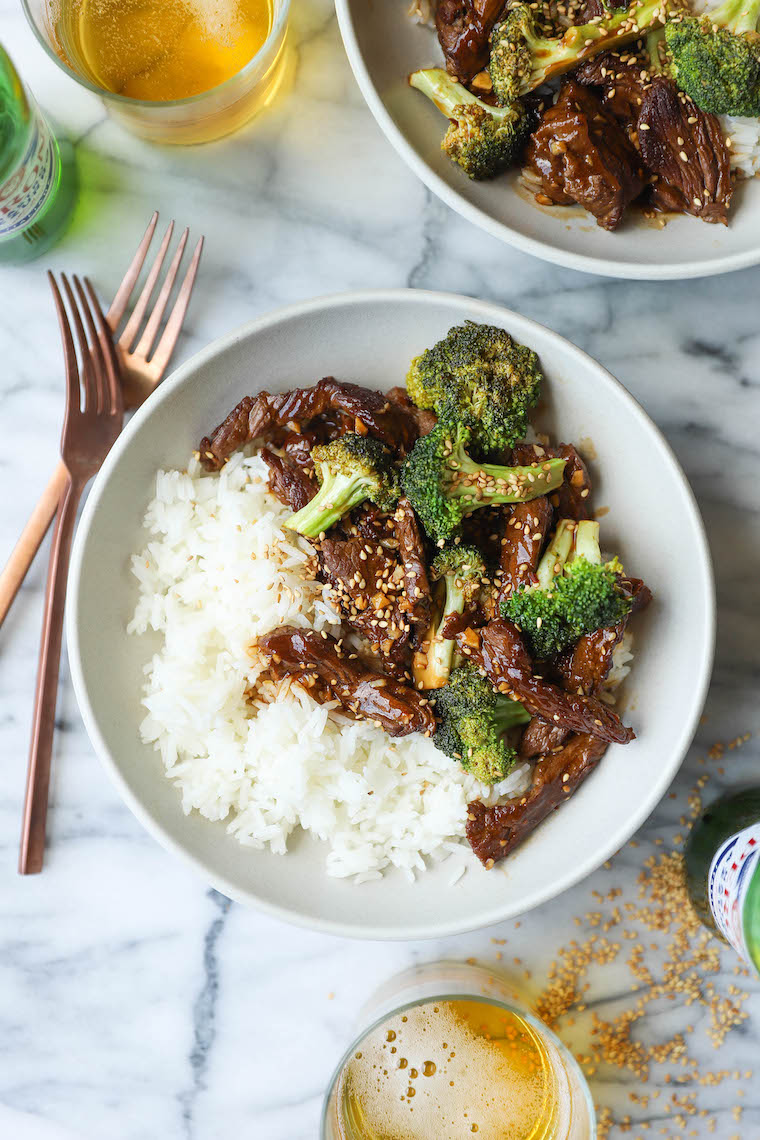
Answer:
[409,67,514,120]
[536,519,576,590]
[572,520,602,565]
[708,0,760,35]
[426,575,466,687]
[285,474,369,539]
[493,697,532,734]
[646,27,667,72]
[450,454,567,507]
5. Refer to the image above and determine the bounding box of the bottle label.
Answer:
[0,104,59,238]
[708,822,760,962]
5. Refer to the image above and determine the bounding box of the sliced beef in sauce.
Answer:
[200,378,421,471]
[387,387,438,439]
[575,52,648,123]
[261,447,316,512]
[462,618,634,744]
[318,533,412,665]
[524,79,646,231]
[466,733,608,865]
[497,496,553,603]
[394,497,433,642]
[257,626,436,737]
[511,442,592,521]
[576,56,733,224]
[435,0,508,83]
[638,77,732,225]
[518,718,568,760]
[280,428,321,468]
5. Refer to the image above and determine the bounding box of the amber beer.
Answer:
[53,0,274,101]
[33,0,291,142]
[322,964,595,1140]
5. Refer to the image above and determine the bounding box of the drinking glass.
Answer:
[322,962,595,1140]
[22,0,292,144]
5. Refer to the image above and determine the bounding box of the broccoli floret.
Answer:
[405,321,544,457]
[401,421,566,544]
[503,520,633,658]
[415,545,486,690]
[489,0,674,102]
[409,68,530,180]
[665,0,760,116]
[434,663,531,785]
[285,433,399,539]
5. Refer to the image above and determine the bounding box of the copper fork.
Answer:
[0,213,204,630]
[19,274,124,875]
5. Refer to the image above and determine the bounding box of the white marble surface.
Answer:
[1,3,760,1137]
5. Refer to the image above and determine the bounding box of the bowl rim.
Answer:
[334,0,760,282]
[67,288,716,939]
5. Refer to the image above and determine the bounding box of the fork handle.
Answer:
[0,460,68,632]
[19,472,83,875]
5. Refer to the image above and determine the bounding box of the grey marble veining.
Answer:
[1,2,759,1137]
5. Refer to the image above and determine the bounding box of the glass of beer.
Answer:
[22,0,292,144]
[322,962,595,1140]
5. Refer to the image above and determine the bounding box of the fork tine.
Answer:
[118,219,175,353]
[83,277,123,417]
[72,275,108,415]
[106,211,159,332]
[47,272,80,416]
[148,235,204,377]
[61,274,97,415]
[133,226,189,362]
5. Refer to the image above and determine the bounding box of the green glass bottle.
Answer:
[685,788,760,974]
[0,44,77,264]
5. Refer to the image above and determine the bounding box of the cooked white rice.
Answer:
[128,451,533,881]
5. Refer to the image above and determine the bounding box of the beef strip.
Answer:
[638,77,732,225]
[318,534,411,661]
[261,447,316,512]
[576,55,732,224]
[280,428,321,467]
[440,606,487,639]
[524,79,646,231]
[387,387,437,438]
[257,626,436,737]
[466,733,608,865]
[511,442,592,521]
[393,497,433,642]
[199,378,420,471]
[497,496,553,603]
[461,618,634,744]
[575,52,648,123]
[435,0,507,83]
[518,717,568,759]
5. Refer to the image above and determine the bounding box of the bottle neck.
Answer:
[707,819,760,974]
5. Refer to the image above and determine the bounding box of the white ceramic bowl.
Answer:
[335,0,760,279]
[68,290,714,939]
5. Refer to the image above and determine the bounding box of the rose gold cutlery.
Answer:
[0,213,204,630]
[19,274,123,875]
[15,214,204,873]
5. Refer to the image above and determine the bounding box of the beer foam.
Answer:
[341,1000,563,1139]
